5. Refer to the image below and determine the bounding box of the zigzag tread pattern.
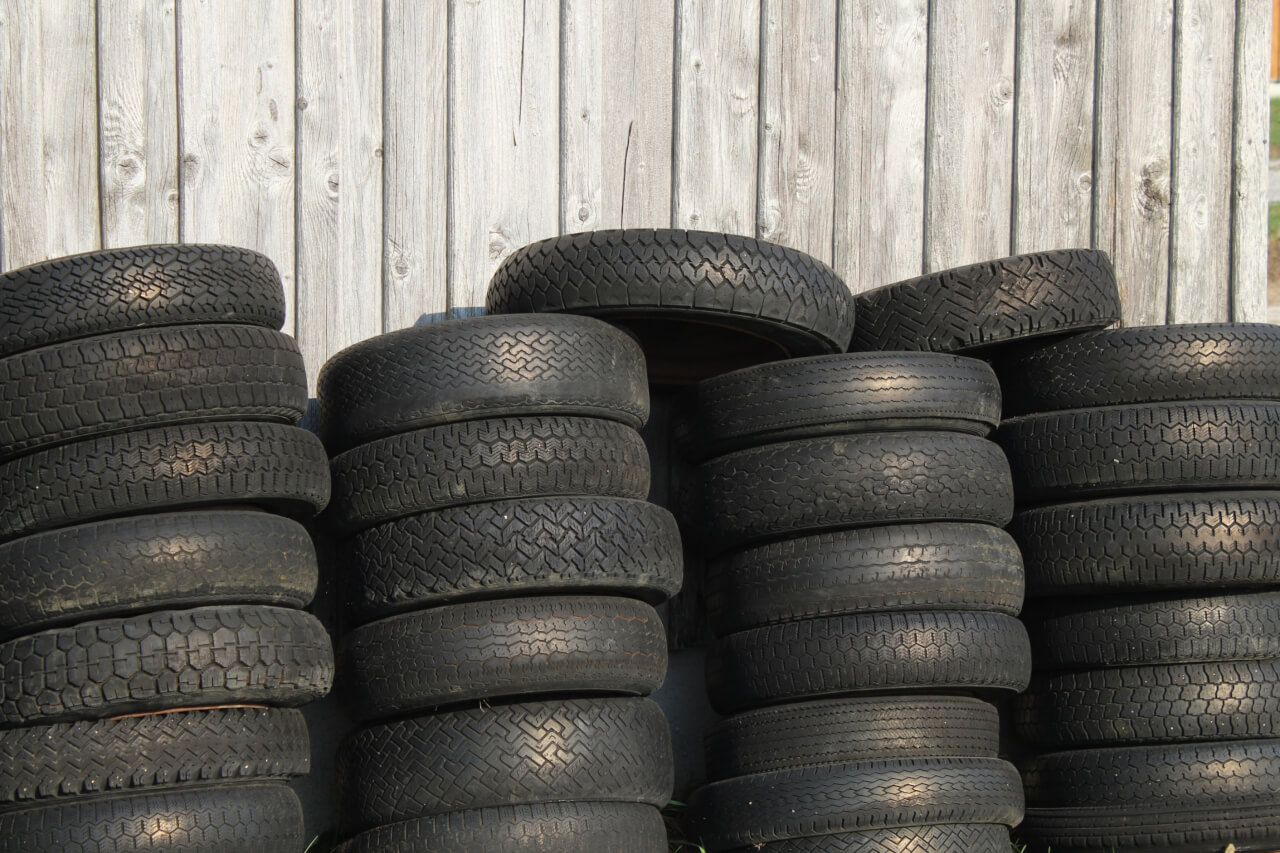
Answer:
[746,824,1011,852]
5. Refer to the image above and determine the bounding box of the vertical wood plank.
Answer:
[923,0,1016,271]
[297,0,383,381]
[1094,0,1173,326]
[673,0,760,234]
[449,0,559,315]
[757,0,836,263]
[560,0,602,232]
[1169,0,1235,323]
[178,0,295,330]
[0,0,100,270]
[383,0,448,330]
[833,0,929,293]
[98,0,179,247]
[1231,0,1270,322]
[1012,0,1095,253]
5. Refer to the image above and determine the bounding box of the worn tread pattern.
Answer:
[698,432,1013,554]
[1013,492,1280,595]
[743,824,1011,852]
[691,757,1024,851]
[0,707,308,806]
[341,595,667,721]
[339,698,672,829]
[998,402,1280,502]
[329,416,649,536]
[1017,802,1280,853]
[346,497,681,622]
[1016,660,1280,747]
[705,695,1000,781]
[0,245,286,358]
[0,782,304,853]
[0,422,330,542]
[0,605,334,726]
[706,611,1031,714]
[0,510,317,637]
[706,523,1023,635]
[850,249,1119,354]
[996,323,1280,415]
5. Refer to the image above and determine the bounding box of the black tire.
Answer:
[0,783,304,853]
[0,325,307,460]
[706,611,1031,714]
[339,698,672,830]
[345,497,681,622]
[1013,492,1280,595]
[0,605,333,726]
[0,707,308,806]
[0,422,330,542]
[1016,659,1280,747]
[328,416,649,536]
[996,322,1280,415]
[340,595,667,721]
[698,432,1013,554]
[485,229,855,383]
[742,824,1011,852]
[0,245,286,358]
[334,802,667,853]
[849,249,1119,354]
[690,757,1024,851]
[692,352,1001,459]
[704,695,1000,781]
[317,314,649,452]
[1017,804,1280,853]
[0,510,317,637]
[706,523,1023,636]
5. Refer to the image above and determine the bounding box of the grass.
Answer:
[1271,97,1280,158]
[1270,201,1280,240]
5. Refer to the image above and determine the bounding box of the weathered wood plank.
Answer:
[561,0,602,232]
[297,0,383,382]
[178,0,296,330]
[833,0,929,293]
[757,0,836,263]
[673,0,760,234]
[449,0,559,316]
[923,0,1015,271]
[1169,0,1235,323]
[98,0,179,247]
[1012,0,1095,253]
[0,0,100,270]
[1230,0,1269,322]
[382,0,448,330]
[1093,0,1174,326]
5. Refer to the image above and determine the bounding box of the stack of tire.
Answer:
[316,315,681,853]
[0,245,335,852]
[994,324,1280,853]
[682,352,1032,851]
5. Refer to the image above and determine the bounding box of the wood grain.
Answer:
[560,0,602,232]
[1231,0,1270,322]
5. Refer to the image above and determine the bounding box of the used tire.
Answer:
[738,824,1011,852]
[1017,803,1280,853]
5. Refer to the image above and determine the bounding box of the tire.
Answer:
[339,698,672,830]
[0,422,330,542]
[741,824,1011,852]
[1016,659,1280,747]
[0,605,334,726]
[690,757,1024,851]
[1017,804,1280,853]
[340,595,667,721]
[849,249,1119,354]
[698,432,1013,554]
[333,802,667,853]
[692,352,1000,459]
[705,523,1023,636]
[704,695,1000,781]
[485,229,855,383]
[0,510,317,638]
[0,245,286,358]
[0,707,308,806]
[705,611,1031,714]
[344,497,681,622]
[328,416,649,536]
[317,314,649,452]
[996,322,1280,415]
[1013,492,1280,595]
[0,783,304,853]
[998,402,1280,503]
